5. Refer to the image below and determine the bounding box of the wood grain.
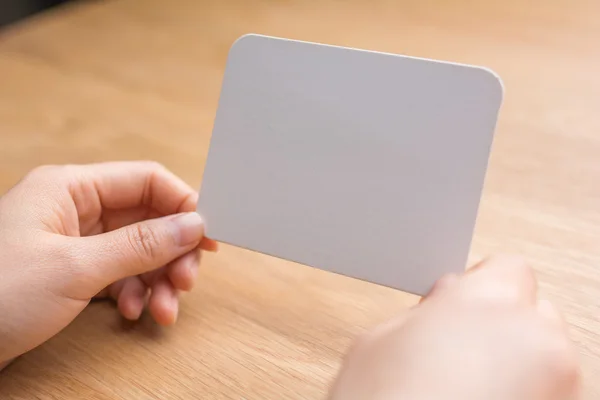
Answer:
[0,0,599,398]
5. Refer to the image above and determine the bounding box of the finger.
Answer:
[149,277,179,326]
[100,206,161,233]
[167,250,200,292]
[74,212,205,289]
[461,255,538,306]
[94,287,110,299]
[75,161,198,215]
[355,310,413,351]
[537,298,567,330]
[93,278,127,301]
[102,205,217,253]
[200,238,219,252]
[100,203,218,254]
[106,279,127,300]
[117,277,147,320]
[0,358,14,372]
[139,265,166,287]
[419,273,459,304]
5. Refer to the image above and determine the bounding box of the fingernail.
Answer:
[171,212,204,246]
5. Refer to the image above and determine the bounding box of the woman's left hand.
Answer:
[0,161,217,365]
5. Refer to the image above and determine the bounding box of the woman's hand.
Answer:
[330,256,580,400]
[0,161,217,364]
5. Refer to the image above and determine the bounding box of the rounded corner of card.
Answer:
[228,33,266,60]
[474,66,505,107]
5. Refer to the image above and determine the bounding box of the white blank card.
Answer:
[198,34,503,295]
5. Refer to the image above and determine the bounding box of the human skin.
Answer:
[328,256,580,400]
[0,161,217,365]
[0,163,581,400]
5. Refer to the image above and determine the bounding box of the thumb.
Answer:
[77,212,205,287]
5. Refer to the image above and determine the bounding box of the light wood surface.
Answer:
[0,0,599,398]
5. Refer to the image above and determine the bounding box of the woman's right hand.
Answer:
[329,256,580,400]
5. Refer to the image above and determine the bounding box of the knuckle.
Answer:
[142,160,167,174]
[546,334,580,383]
[25,164,60,181]
[127,224,161,261]
[25,164,83,187]
[533,324,580,390]
[464,255,538,306]
[491,254,535,281]
[19,165,81,203]
[507,257,536,281]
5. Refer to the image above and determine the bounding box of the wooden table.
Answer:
[0,0,599,398]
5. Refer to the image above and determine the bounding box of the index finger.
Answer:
[76,161,218,251]
[76,161,197,214]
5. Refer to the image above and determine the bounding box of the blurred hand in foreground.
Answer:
[330,256,580,400]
